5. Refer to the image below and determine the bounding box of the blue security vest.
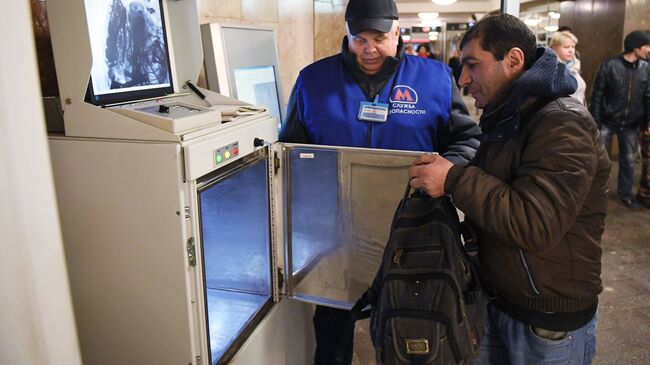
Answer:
[294,54,452,151]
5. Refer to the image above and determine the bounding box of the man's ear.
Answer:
[394,22,401,37]
[504,47,525,76]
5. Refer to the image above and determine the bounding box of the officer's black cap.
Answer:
[345,0,399,36]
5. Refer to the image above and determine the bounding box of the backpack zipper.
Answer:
[392,245,441,264]
[396,209,447,228]
[384,270,465,323]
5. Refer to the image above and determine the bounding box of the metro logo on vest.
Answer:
[390,85,418,104]
[389,84,426,116]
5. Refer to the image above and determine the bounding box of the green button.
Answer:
[216,154,223,163]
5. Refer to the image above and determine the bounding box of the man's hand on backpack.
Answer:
[409,154,453,197]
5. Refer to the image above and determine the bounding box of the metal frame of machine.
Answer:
[45,1,425,364]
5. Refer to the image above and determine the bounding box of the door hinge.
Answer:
[195,355,201,365]
[187,237,197,267]
[273,151,280,175]
[277,267,284,290]
[184,206,191,219]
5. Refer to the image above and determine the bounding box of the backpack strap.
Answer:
[333,290,374,362]
[460,221,484,305]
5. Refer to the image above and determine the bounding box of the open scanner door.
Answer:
[275,143,424,309]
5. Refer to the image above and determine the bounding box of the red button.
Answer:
[234,148,239,155]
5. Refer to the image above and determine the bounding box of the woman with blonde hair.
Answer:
[550,31,586,104]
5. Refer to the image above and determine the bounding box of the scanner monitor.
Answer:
[84,0,175,105]
[201,24,285,126]
[233,66,281,125]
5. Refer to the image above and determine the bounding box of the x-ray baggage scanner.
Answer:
[46,1,424,364]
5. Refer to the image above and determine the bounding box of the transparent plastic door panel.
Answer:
[197,149,273,365]
[283,145,422,309]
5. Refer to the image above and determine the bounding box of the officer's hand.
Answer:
[408,154,453,198]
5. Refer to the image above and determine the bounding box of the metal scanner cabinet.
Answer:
[49,115,421,365]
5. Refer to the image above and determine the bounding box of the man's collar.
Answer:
[482,81,517,116]
[621,53,641,67]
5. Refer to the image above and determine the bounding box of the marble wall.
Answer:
[279,0,315,104]
[623,0,650,42]
[314,0,348,61]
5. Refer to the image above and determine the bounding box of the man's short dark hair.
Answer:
[557,25,572,33]
[460,14,537,69]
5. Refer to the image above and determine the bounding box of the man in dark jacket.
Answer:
[409,14,610,364]
[279,0,482,363]
[589,30,650,208]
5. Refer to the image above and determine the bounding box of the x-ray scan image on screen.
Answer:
[85,0,174,105]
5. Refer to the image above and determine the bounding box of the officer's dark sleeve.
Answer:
[589,62,607,127]
[278,83,312,143]
[438,81,482,165]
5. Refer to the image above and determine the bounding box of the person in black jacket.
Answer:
[589,30,650,208]
[448,49,462,86]
[279,0,481,364]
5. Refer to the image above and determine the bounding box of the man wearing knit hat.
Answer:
[590,30,650,209]
[279,0,481,363]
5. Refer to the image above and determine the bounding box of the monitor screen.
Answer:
[233,66,281,125]
[84,0,174,105]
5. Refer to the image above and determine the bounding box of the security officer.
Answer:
[279,0,481,363]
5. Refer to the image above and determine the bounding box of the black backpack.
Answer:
[346,184,487,365]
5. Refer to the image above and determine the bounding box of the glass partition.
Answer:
[284,145,421,309]
[198,151,272,365]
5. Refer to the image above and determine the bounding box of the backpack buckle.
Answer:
[405,339,430,355]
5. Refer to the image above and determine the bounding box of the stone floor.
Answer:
[351,161,650,365]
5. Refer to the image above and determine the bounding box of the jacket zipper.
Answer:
[625,67,632,122]
[517,249,541,295]
[367,86,376,147]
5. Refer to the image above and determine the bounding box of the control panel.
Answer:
[110,100,222,134]
[213,142,240,166]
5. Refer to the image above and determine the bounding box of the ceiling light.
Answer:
[432,0,458,5]
[544,25,559,32]
[549,11,561,19]
[420,19,442,28]
[418,12,439,19]
[524,18,540,27]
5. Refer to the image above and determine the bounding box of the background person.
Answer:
[403,42,417,56]
[279,0,482,363]
[416,43,437,60]
[549,31,587,104]
[408,14,610,364]
[557,25,582,61]
[448,48,462,87]
[589,30,650,209]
